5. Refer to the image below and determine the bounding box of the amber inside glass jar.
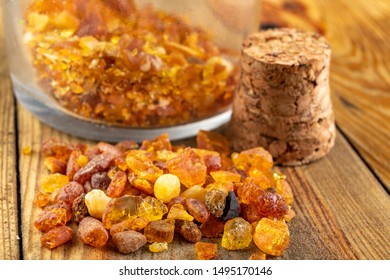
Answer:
[4,0,260,141]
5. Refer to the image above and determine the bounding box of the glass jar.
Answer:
[4,0,260,142]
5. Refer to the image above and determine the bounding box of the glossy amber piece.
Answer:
[194,242,218,260]
[221,217,252,250]
[253,218,290,256]
[275,179,294,205]
[210,171,242,183]
[167,147,207,188]
[109,217,149,236]
[34,191,50,208]
[126,150,163,183]
[232,147,273,171]
[102,195,167,229]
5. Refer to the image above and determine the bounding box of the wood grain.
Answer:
[0,8,20,259]
[260,0,390,192]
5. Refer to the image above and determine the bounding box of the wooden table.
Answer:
[1,0,389,260]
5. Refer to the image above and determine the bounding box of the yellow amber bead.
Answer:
[154,174,181,203]
[253,218,290,256]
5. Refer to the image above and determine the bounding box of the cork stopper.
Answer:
[228,28,336,166]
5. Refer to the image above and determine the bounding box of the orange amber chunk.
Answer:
[166,147,207,188]
[126,150,163,183]
[232,147,273,171]
[194,242,218,260]
[253,218,290,256]
[41,225,73,249]
[144,219,175,243]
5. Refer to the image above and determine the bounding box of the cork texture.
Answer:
[228,28,336,166]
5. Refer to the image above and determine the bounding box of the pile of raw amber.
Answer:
[33,131,295,259]
[23,0,238,127]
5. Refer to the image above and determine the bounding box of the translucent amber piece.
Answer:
[284,206,296,222]
[126,150,163,183]
[253,218,290,256]
[275,179,294,205]
[167,147,207,188]
[210,171,241,183]
[149,242,168,253]
[200,215,225,238]
[167,204,194,221]
[194,242,218,260]
[144,219,175,243]
[154,174,181,203]
[76,154,89,167]
[237,177,266,204]
[247,168,272,190]
[41,173,69,193]
[232,147,273,171]
[221,217,252,250]
[109,217,149,236]
[102,195,167,229]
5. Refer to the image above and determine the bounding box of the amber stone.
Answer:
[57,181,84,205]
[205,189,227,218]
[78,217,109,247]
[194,242,218,260]
[34,207,68,232]
[109,217,149,236]
[41,225,73,249]
[126,150,163,183]
[253,218,290,256]
[106,170,127,198]
[144,219,175,243]
[200,215,225,238]
[178,221,202,243]
[185,198,210,223]
[112,230,147,254]
[221,217,252,250]
[166,147,207,188]
[102,195,167,229]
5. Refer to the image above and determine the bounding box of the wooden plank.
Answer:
[0,10,20,259]
[260,0,390,191]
